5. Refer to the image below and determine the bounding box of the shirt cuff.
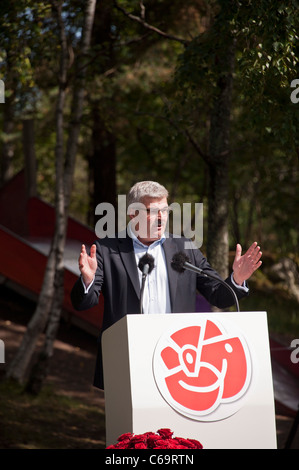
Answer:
[231,273,249,293]
[80,276,95,293]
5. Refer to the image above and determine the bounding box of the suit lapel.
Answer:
[118,233,140,299]
[117,232,181,308]
[162,236,180,311]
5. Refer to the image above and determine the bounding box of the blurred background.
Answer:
[0,0,298,449]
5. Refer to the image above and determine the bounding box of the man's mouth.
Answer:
[149,219,164,239]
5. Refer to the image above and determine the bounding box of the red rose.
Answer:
[157,428,173,439]
[175,437,195,448]
[147,435,160,448]
[188,438,203,449]
[143,432,157,439]
[130,434,147,444]
[153,440,169,449]
[118,432,133,442]
[106,428,203,449]
[134,442,148,449]
[117,442,130,449]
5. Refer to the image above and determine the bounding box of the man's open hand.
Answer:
[78,244,97,287]
[232,242,262,285]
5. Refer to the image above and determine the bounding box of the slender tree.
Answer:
[206,7,236,279]
[114,0,298,279]
[7,0,97,389]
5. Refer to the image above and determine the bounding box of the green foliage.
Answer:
[173,0,299,254]
[0,1,56,114]
[241,282,299,339]
[0,0,298,255]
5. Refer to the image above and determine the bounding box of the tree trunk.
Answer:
[25,265,64,394]
[25,0,97,394]
[0,39,18,188]
[6,0,70,385]
[6,241,57,382]
[22,118,37,198]
[88,106,116,226]
[207,35,236,281]
[0,95,15,188]
[87,0,117,226]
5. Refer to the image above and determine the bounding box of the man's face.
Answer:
[129,196,169,245]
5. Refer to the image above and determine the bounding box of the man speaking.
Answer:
[71,181,262,389]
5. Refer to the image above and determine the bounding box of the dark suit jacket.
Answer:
[71,232,248,388]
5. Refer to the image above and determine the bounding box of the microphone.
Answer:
[138,253,155,277]
[171,251,240,312]
[138,253,155,314]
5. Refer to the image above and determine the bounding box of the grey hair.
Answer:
[127,181,168,207]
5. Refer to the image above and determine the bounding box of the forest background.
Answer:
[0,0,299,394]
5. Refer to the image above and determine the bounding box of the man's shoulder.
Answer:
[165,233,199,250]
[94,230,132,249]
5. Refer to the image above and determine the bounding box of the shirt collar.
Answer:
[127,222,166,249]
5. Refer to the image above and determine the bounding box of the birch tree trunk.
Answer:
[7,0,97,387]
[22,118,37,199]
[26,0,97,394]
[1,93,15,188]
[0,42,17,188]
[6,234,59,382]
[6,1,68,384]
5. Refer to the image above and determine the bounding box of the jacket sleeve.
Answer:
[191,248,249,309]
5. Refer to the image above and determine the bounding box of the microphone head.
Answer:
[171,251,190,273]
[138,253,155,274]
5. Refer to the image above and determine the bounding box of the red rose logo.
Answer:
[153,318,252,421]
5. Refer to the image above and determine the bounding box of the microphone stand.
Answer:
[140,264,149,314]
[182,261,240,312]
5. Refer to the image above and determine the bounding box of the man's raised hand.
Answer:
[232,242,262,286]
[78,244,97,287]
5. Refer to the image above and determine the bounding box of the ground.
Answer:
[0,285,298,449]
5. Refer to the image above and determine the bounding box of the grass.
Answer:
[0,380,106,449]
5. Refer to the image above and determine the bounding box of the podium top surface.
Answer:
[104,311,268,332]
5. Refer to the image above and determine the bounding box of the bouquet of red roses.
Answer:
[106,428,203,449]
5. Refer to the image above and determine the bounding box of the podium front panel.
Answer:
[102,312,277,449]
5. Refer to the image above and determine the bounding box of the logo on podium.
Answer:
[153,318,253,421]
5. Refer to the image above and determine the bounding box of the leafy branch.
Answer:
[113,0,189,46]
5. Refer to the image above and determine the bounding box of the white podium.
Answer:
[102,312,277,449]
